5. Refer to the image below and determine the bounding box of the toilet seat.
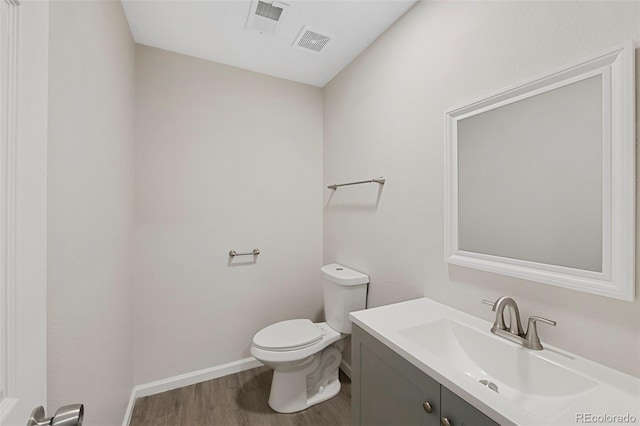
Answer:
[253,319,322,351]
[251,321,343,364]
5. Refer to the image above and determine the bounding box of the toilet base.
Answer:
[305,376,341,407]
[268,374,341,413]
[266,341,344,413]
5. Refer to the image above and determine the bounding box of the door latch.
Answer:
[27,404,83,426]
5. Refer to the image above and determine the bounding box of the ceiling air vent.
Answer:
[246,0,289,35]
[293,26,332,53]
[255,1,283,21]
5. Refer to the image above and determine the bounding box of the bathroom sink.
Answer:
[398,319,599,422]
[350,298,640,425]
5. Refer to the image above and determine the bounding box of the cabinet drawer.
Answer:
[441,386,499,426]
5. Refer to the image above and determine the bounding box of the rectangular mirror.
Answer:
[445,41,635,301]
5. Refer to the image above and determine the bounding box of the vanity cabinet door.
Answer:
[440,386,499,426]
[352,325,441,426]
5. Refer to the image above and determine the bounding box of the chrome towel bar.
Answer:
[228,248,260,257]
[327,177,385,190]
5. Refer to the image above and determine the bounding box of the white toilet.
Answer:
[250,263,369,413]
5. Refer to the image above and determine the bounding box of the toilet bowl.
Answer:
[250,264,369,413]
[251,320,344,413]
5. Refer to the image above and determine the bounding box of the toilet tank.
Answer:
[321,263,369,334]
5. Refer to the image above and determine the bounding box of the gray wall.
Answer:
[48,1,135,424]
[134,45,324,385]
[324,0,640,377]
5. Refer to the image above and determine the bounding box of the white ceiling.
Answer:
[122,0,416,87]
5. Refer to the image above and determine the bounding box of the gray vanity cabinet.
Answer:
[352,324,441,426]
[440,386,499,426]
[352,325,499,426]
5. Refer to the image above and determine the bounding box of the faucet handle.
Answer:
[481,299,496,309]
[525,316,557,350]
[528,316,556,327]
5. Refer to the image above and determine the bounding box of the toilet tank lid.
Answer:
[321,263,369,286]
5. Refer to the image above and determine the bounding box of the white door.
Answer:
[0,0,48,425]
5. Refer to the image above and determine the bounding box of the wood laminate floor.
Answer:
[129,366,351,426]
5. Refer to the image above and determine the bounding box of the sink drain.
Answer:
[479,379,499,393]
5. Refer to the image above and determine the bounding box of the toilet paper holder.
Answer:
[228,248,260,257]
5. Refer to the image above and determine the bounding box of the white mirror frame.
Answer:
[445,41,635,301]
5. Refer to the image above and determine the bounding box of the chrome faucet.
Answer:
[482,297,556,350]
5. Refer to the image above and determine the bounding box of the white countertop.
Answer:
[350,297,640,426]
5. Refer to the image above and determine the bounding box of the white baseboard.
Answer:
[339,359,352,379]
[134,357,263,398]
[122,389,137,426]
[122,357,263,426]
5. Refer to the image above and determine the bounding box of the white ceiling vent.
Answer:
[246,0,289,35]
[293,26,332,53]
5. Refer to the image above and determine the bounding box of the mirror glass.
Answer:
[457,75,603,272]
